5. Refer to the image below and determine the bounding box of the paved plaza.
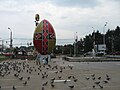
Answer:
[0,57,120,90]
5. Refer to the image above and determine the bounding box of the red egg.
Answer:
[33,19,56,55]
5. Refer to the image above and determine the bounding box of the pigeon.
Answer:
[106,74,109,78]
[51,78,55,81]
[85,77,90,80]
[91,74,95,77]
[99,85,103,89]
[106,77,111,80]
[27,77,30,80]
[23,81,27,85]
[92,85,95,89]
[69,85,74,89]
[98,77,101,80]
[19,77,23,80]
[92,77,95,80]
[12,85,16,90]
[42,81,48,86]
[74,79,78,82]
[42,87,44,90]
[58,76,62,79]
[59,70,62,73]
[55,71,58,74]
[29,72,31,74]
[64,80,67,83]
[51,84,55,88]
[103,80,108,83]
[45,74,48,78]
[72,76,75,79]
[68,76,72,79]
[94,81,100,85]
[42,75,45,79]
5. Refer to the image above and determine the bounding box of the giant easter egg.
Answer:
[33,19,56,55]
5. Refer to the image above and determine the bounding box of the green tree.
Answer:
[92,30,103,44]
[84,34,93,53]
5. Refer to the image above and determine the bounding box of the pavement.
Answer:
[0,57,120,90]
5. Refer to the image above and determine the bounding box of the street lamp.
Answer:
[92,27,95,45]
[103,22,108,44]
[0,38,4,53]
[111,33,114,55]
[74,32,78,57]
[103,22,108,55]
[92,27,96,57]
[8,27,13,52]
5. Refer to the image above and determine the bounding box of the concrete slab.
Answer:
[0,58,120,90]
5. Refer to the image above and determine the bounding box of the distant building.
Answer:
[95,44,106,55]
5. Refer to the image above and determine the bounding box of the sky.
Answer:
[0,0,120,46]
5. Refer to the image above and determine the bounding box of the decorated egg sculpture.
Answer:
[33,19,56,55]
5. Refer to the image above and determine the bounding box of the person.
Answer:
[42,58,46,65]
[46,56,48,64]
[36,53,41,65]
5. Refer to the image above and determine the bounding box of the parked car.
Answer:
[96,51,106,56]
[4,53,13,57]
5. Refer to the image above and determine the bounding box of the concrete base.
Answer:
[63,56,120,62]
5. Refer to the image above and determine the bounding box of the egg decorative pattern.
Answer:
[33,19,56,55]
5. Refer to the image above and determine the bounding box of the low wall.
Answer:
[63,56,120,62]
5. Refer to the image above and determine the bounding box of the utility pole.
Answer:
[92,27,96,57]
[92,27,95,48]
[2,40,4,52]
[74,32,78,57]
[103,22,107,55]
[8,27,13,53]
[103,22,107,44]
[0,39,4,53]
[111,34,114,55]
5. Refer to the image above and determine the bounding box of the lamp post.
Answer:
[103,22,107,55]
[111,33,114,55]
[74,32,78,57]
[103,22,107,44]
[92,27,96,57]
[92,27,95,45]
[8,27,13,52]
[0,38,4,53]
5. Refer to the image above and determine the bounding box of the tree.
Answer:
[84,34,93,53]
[106,26,120,53]
[77,38,84,54]
[114,26,120,52]
[92,30,103,44]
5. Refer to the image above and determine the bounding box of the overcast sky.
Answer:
[0,0,120,45]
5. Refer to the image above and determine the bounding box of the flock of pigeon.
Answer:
[0,59,112,90]
[84,73,111,89]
